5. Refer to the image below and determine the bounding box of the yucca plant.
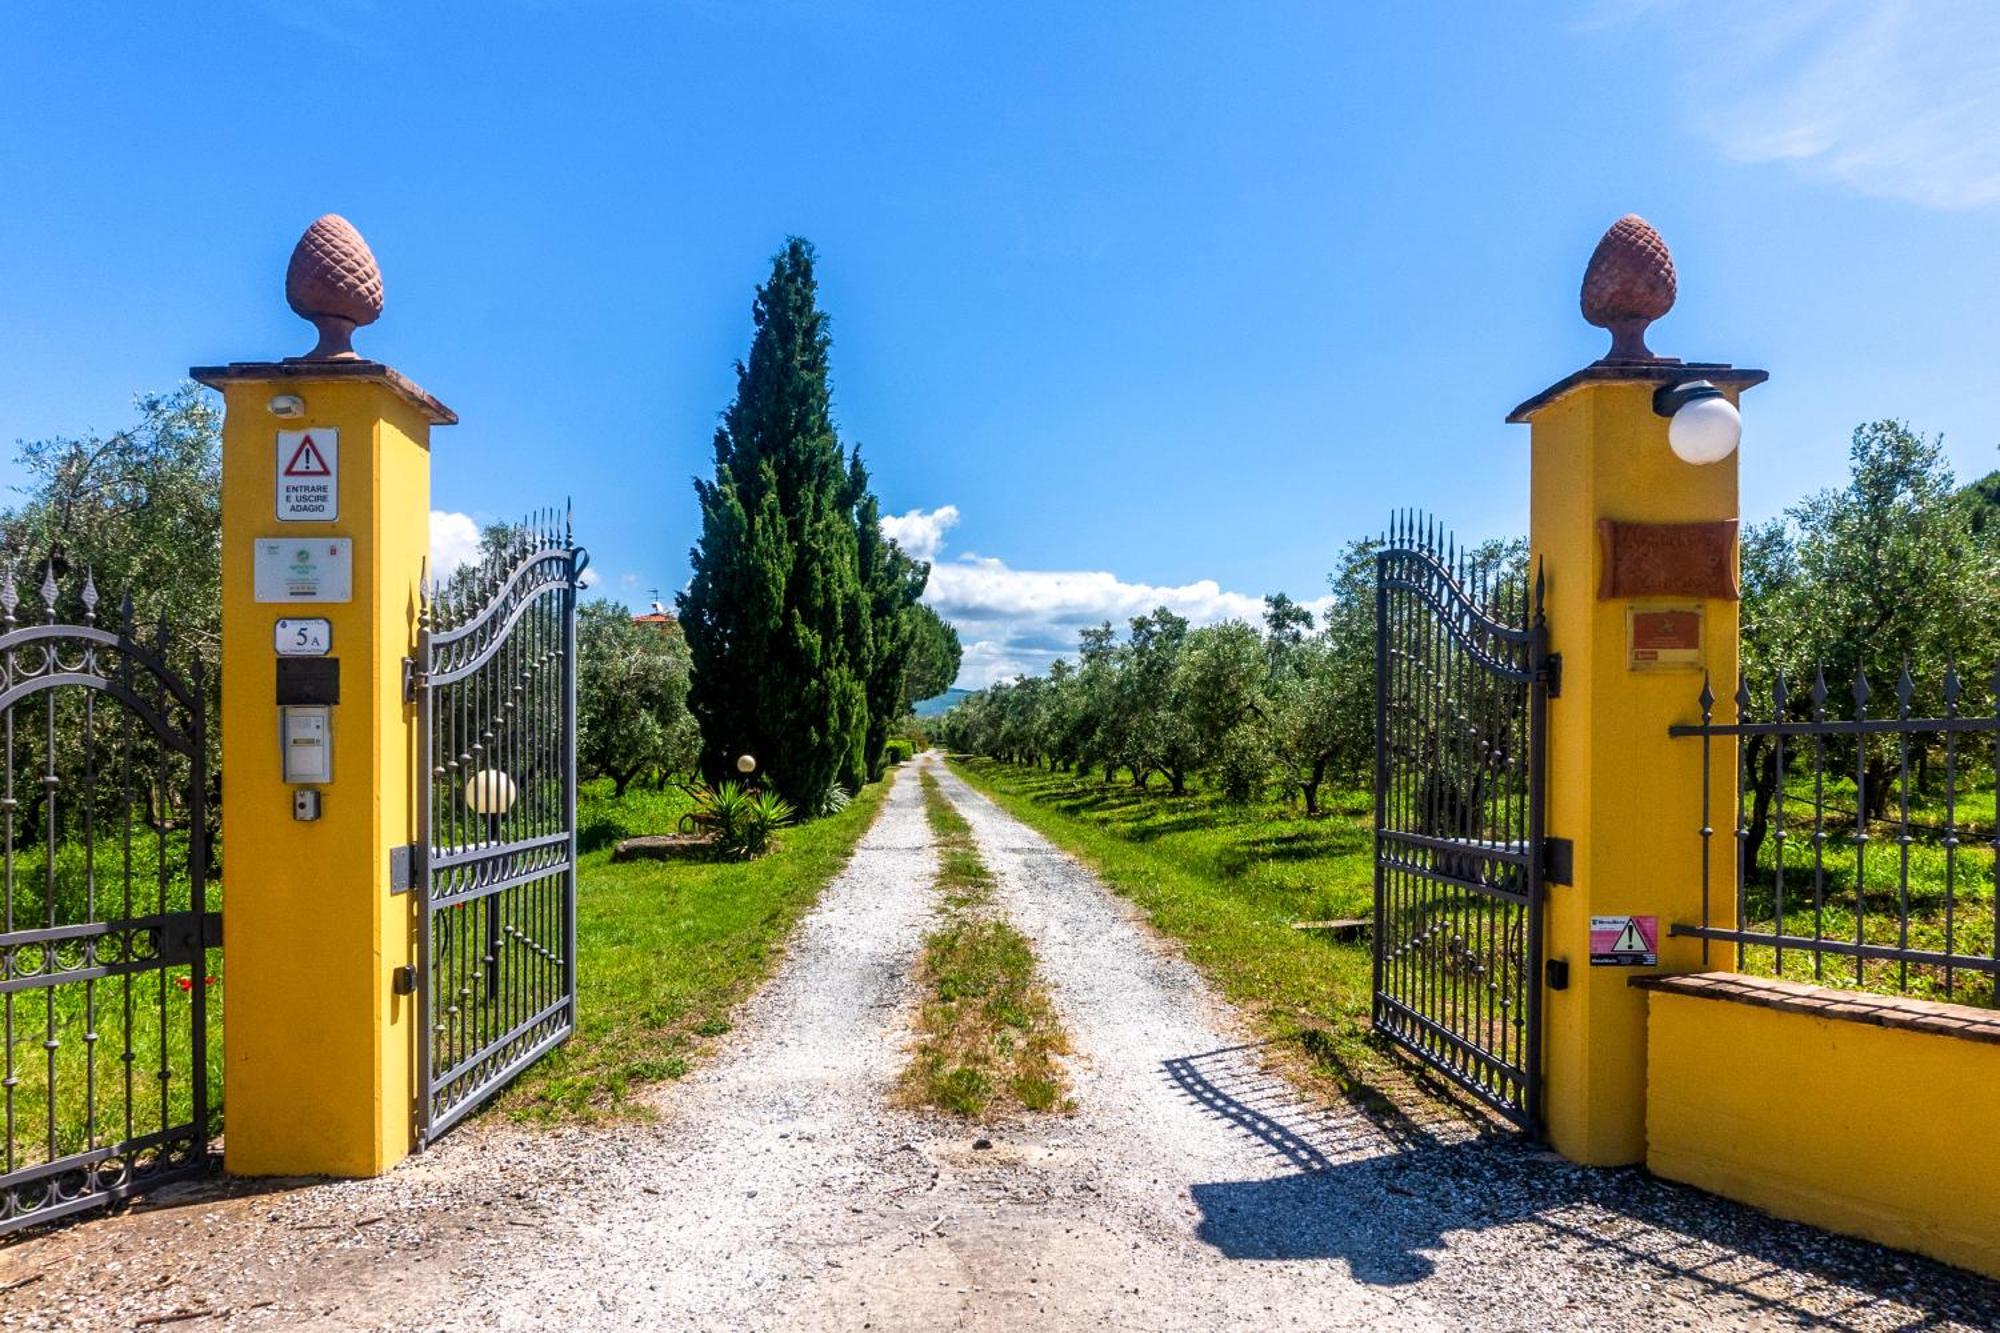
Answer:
[689,780,796,857]
[811,782,852,818]
[690,780,753,846]
[737,790,796,857]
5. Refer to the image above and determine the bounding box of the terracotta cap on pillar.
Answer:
[286,214,384,361]
[1582,215,1676,363]
[1508,215,1765,423]
[189,214,455,425]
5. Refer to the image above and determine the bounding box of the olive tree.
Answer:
[577,600,698,797]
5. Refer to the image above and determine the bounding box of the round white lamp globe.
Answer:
[464,768,518,817]
[1667,393,1741,465]
[736,754,757,775]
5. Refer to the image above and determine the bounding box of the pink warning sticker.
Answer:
[1589,915,1658,967]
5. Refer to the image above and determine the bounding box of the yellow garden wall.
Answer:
[1642,973,2000,1280]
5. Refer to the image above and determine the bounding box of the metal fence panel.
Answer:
[1668,662,1999,1006]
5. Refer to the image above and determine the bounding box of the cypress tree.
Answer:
[679,239,869,807]
[849,450,929,779]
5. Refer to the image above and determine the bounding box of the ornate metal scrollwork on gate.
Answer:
[412,511,585,1143]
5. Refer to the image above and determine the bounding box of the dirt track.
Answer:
[2,756,1995,1331]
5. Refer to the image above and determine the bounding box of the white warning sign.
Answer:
[276,429,338,521]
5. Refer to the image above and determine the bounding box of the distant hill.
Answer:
[912,687,971,718]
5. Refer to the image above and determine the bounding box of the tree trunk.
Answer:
[1741,737,1778,877]
[1863,753,1893,823]
[1168,767,1186,797]
[1302,756,1327,817]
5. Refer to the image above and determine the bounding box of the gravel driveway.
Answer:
[2,755,1995,1331]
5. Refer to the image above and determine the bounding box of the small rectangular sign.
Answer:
[254,538,353,603]
[274,617,332,656]
[1589,914,1659,967]
[276,429,338,521]
[1628,604,1703,669]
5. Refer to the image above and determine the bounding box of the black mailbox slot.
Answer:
[276,657,340,706]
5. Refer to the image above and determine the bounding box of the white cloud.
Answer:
[429,510,482,579]
[1620,2,2000,210]
[880,504,960,561]
[886,505,1330,688]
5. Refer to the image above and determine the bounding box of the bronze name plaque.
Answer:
[1597,518,1738,601]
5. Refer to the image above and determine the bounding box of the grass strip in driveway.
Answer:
[901,770,1072,1118]
[945,756,1387,1103]
[502,773,893,1125]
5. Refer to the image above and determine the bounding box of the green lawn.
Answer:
[946,757,1390,1102]
[500,772,891,1123]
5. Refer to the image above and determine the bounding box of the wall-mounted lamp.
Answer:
[268,393,306,419]
[1652,380,1740,465]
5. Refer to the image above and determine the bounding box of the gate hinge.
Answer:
[402,656,426,704]
[392,964,418,996]
[1542,837,1573,886]
[159,910,225,966]
[1536,651,1562,698]
[389,843,419,894]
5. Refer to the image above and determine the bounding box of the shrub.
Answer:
[883,738,915,766]
[691,781,795,858]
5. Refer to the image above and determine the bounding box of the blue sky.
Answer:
[4,2,1998,685]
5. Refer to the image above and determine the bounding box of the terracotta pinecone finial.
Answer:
[1580,214,1675,363]
[285,214,384,361]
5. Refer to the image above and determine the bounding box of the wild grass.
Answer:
[501,774,889,1123]
[2,829,219,1177]
[900,771,1071,1118]
[2,949,221,1174]
[947,757,1387,1100]
[1733,768,1998,1005]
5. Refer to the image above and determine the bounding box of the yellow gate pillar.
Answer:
[193,216,454,1176]
[1512,217,1763,1165]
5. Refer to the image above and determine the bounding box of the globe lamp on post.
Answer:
[1653,380,1742,465]
[464,768,518,1000]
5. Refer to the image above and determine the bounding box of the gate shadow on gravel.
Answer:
[1167,1046,2000,1328]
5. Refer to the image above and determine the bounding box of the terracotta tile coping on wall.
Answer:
[1633,972,2000,1047]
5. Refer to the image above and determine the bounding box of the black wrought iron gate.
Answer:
[0,567,216,1234]
[411,514,585,1143]
[1374,514,1552,1129]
